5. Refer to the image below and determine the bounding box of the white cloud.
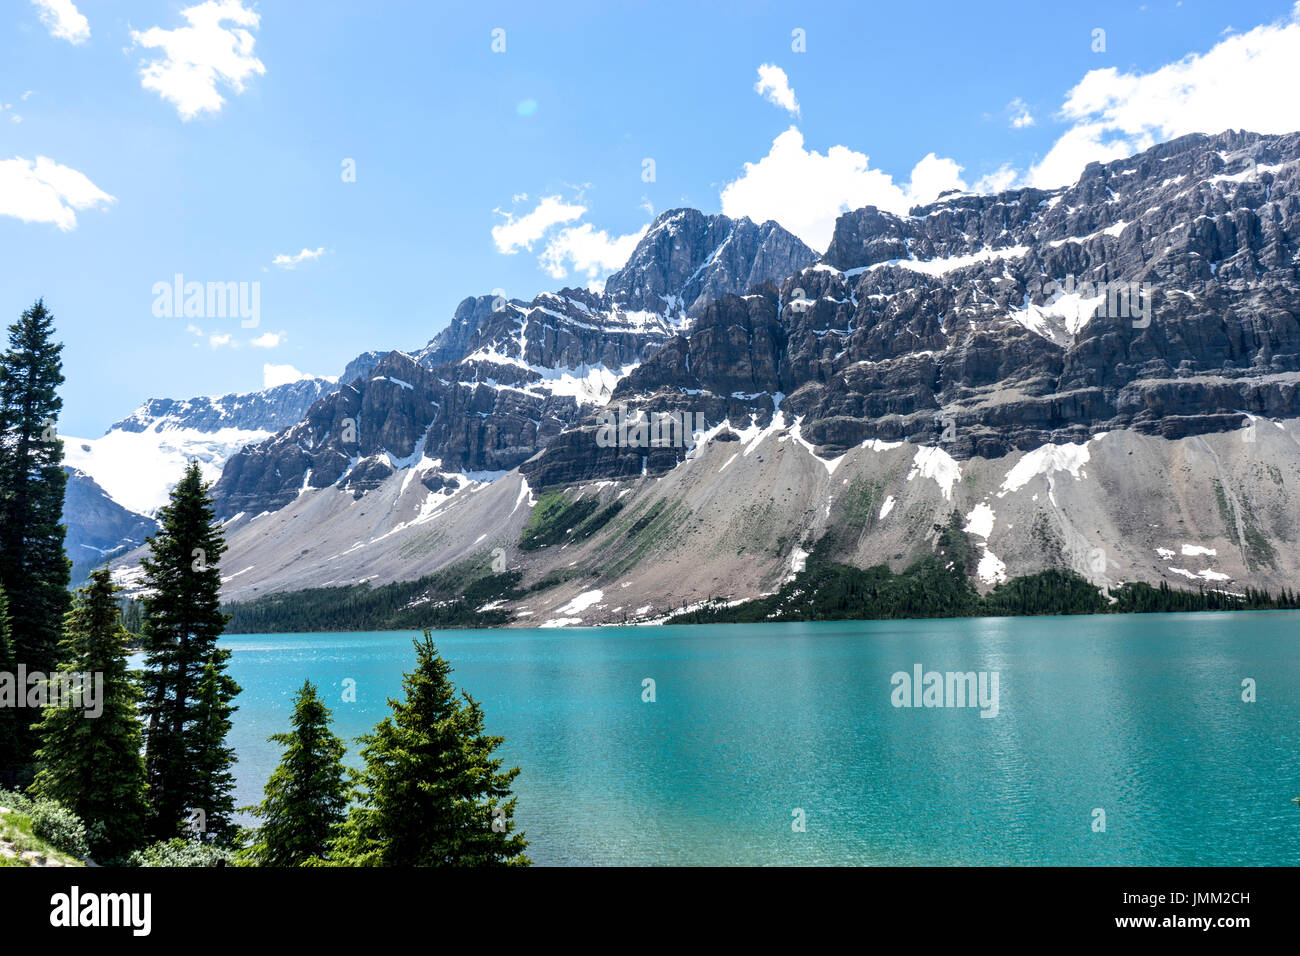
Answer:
[1027,3,1300,187]
[973,163,1019,194]
[754,63,799,115]
[540,222,650,286]
[130,0,265,120]
[263,363,311,388]
[0,155,114,230]
[249,330,285,348]
[209,333,234,349]
[1008,97,1035,128]
[718,127,965,251]
[31,0,89,45]
[492,195,586,253]
[185,323,204,336]
[272,246,325,269]
[907,153,967,205]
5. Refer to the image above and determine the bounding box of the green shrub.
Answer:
[29,802,90,858]
[129,838,236,867]
[0,789,91,858]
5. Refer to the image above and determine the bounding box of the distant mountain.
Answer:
[62,467,159,585]
[60,375,346,578]
[63,376,340,517]
[105,133,1300,624]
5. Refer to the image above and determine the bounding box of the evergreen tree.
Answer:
[334,632,529,866]
[0,584,17,775]
[119,596,143,638]
[29,569,149,860]
[138,461,240,841]
[0,299,71,768]
[242,680,348,866]
[187,657,239,843]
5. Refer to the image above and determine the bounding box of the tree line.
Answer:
[668,512,1300,625]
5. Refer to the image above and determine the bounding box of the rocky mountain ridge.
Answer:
[210,210,817,518]
[523,130,1300,486]
[102,130,1300,620]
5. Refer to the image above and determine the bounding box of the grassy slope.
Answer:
[0,808,85,867]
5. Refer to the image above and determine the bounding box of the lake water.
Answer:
[189,612,1299,865]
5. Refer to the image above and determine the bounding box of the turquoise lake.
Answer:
[194,612,1300,865]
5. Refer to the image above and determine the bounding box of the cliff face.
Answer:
[522,131,1300,487]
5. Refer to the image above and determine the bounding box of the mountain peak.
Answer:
[604,207,817,316]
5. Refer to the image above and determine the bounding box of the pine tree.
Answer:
[243,680,348,866]
[0,299,71,769]
[334,632,529,866]
[138,461,240,841]
[29,569,149,860]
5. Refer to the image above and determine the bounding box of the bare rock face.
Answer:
[521,130,1300,487]
[605,209,818,315]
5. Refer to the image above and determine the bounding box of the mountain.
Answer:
[108,132,1300,623]
[527,129,1300,485]
[208,210,818,519]
[60,376,346,580]
[63,376,340,517]
[62,467,159,585]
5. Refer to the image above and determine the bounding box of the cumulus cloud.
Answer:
[131,0,265,120]
[718,127,965,251]
[492,196,586,253]
[755,63,799,115]
[263,363,311,388]
[31,0,89,45]
[1027,3,1300,187]
[272,246,325,269]
[540,222,650,286]
[1008,97,1035,128]
[209,333,234,349]
[249,330,285,348]
[973,163,1019,195]
[0,155,114,230]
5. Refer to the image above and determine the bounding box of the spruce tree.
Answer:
[0,299,71,768]
[29,569,149,860]
[243,680,348,866]
[335,632,529,866]
[139,461,240,841]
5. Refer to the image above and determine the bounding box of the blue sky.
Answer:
[2,0,1298,435]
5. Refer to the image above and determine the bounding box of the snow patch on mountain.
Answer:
[964,502,995,539]
[907,446,961,500]
[999,440,1093,496]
